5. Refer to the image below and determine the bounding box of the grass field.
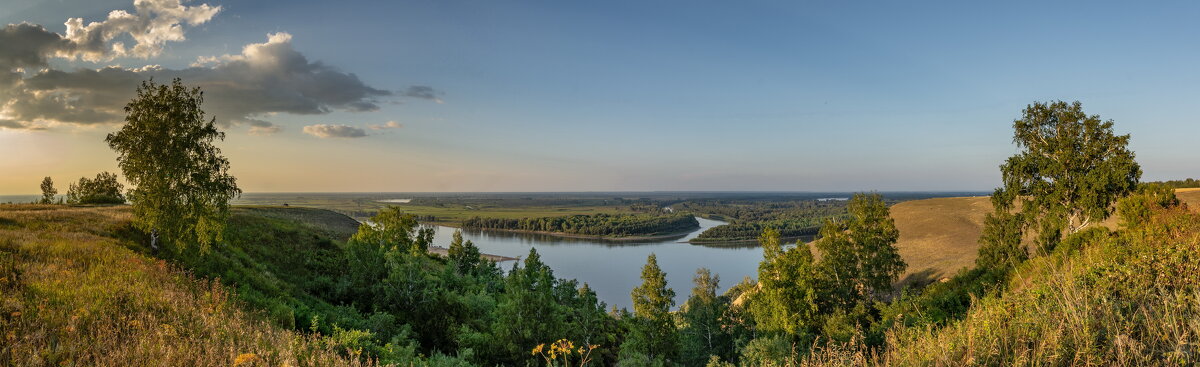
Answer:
[0,204,363,366]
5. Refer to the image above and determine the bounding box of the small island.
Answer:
[460,212,700,240]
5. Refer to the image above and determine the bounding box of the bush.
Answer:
[66,171,125,204]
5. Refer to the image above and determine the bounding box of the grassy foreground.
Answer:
[0,205,366,366]
[801,194,1200,366]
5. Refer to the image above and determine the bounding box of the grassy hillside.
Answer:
[889,196,992,285]
[889,193,1171,287]
[807,195,1200,365]
[158,206,366,333]
[0,205,363,366]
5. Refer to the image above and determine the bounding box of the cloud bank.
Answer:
[0,0,439,133]
[303,124,367,138]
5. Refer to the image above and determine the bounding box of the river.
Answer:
[424,217,769,310]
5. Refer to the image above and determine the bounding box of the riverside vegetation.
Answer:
[3,78,1198,366]
[461,213,700,238]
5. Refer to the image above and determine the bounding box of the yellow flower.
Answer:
[233,353,258,366]
[532,343,545,355]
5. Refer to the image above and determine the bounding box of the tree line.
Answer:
[462,213,699,237]
[679,200,850,242]
[1148,178,1200,188]
[37,172,126,205]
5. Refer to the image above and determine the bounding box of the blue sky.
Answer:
[1,0,1197,193]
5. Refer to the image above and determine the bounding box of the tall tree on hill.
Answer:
[488,248,565,364]
[105,78,241,252]
[621,253,679,364]
[39,176,56,204]
[984,101,1140,258]
[679,268,734,366]
[815,192,905,307]
[749,228,821,339]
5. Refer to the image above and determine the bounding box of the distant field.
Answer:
[1177,187,1200,209]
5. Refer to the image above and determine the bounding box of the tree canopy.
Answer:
[39,177,56,204]
[815,192,905,307]
[622,253,679,364]
[65,172,125,205]
[105,78,240,251]
[985,100,1140,257]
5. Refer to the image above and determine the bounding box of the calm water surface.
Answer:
[425,217,771,310]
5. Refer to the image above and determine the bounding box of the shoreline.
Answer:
[428,221,701,242]
[688,235,813,245]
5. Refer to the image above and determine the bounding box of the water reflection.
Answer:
[424,217,807,310]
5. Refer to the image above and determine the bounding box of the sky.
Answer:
[1,0,1198,194]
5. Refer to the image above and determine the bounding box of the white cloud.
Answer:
[303,124,367,138]
[60,0,221,61]
[0,0,442,134]
[369,120,403,130]
[248,125,282,135]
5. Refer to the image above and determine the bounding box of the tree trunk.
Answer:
[150,228,160,254]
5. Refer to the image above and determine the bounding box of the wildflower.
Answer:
[233,353,258,366]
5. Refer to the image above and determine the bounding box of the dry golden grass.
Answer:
[888,190,1200,287]
[0,204,369,367]
[801,203,1200,366]
[889,196,992,286]
[1174,187,1200,209]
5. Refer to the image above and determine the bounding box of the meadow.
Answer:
[0,205,366,366]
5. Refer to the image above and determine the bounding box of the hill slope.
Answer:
[0,205,361,366]
[889,196,992,285]
[888,191,1194,286]
[812,197,1200,365]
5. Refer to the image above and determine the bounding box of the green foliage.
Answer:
[1146,177,1200,188]
[0,206,366,366]
[738,334,794,367]
[65,171,125,204]
[351,206,421,253]
[991,100,1140,254]
[447,230,494,278]
[683,199,849,242]
[975,209,1027,270]
[815,193,905,307]
[748,228,820,340]
[874,266,1009,333]
[463,212,699,237]
[1117,183,1180,229]
[38,176,56,204]
[106,78,240,251]
[622,253,680,364]
[851,203,1200,365]
[679,268,735,366]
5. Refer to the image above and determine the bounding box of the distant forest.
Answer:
[679,199,854,242]
[1150,178,1200,188]
[462,212,699,237]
